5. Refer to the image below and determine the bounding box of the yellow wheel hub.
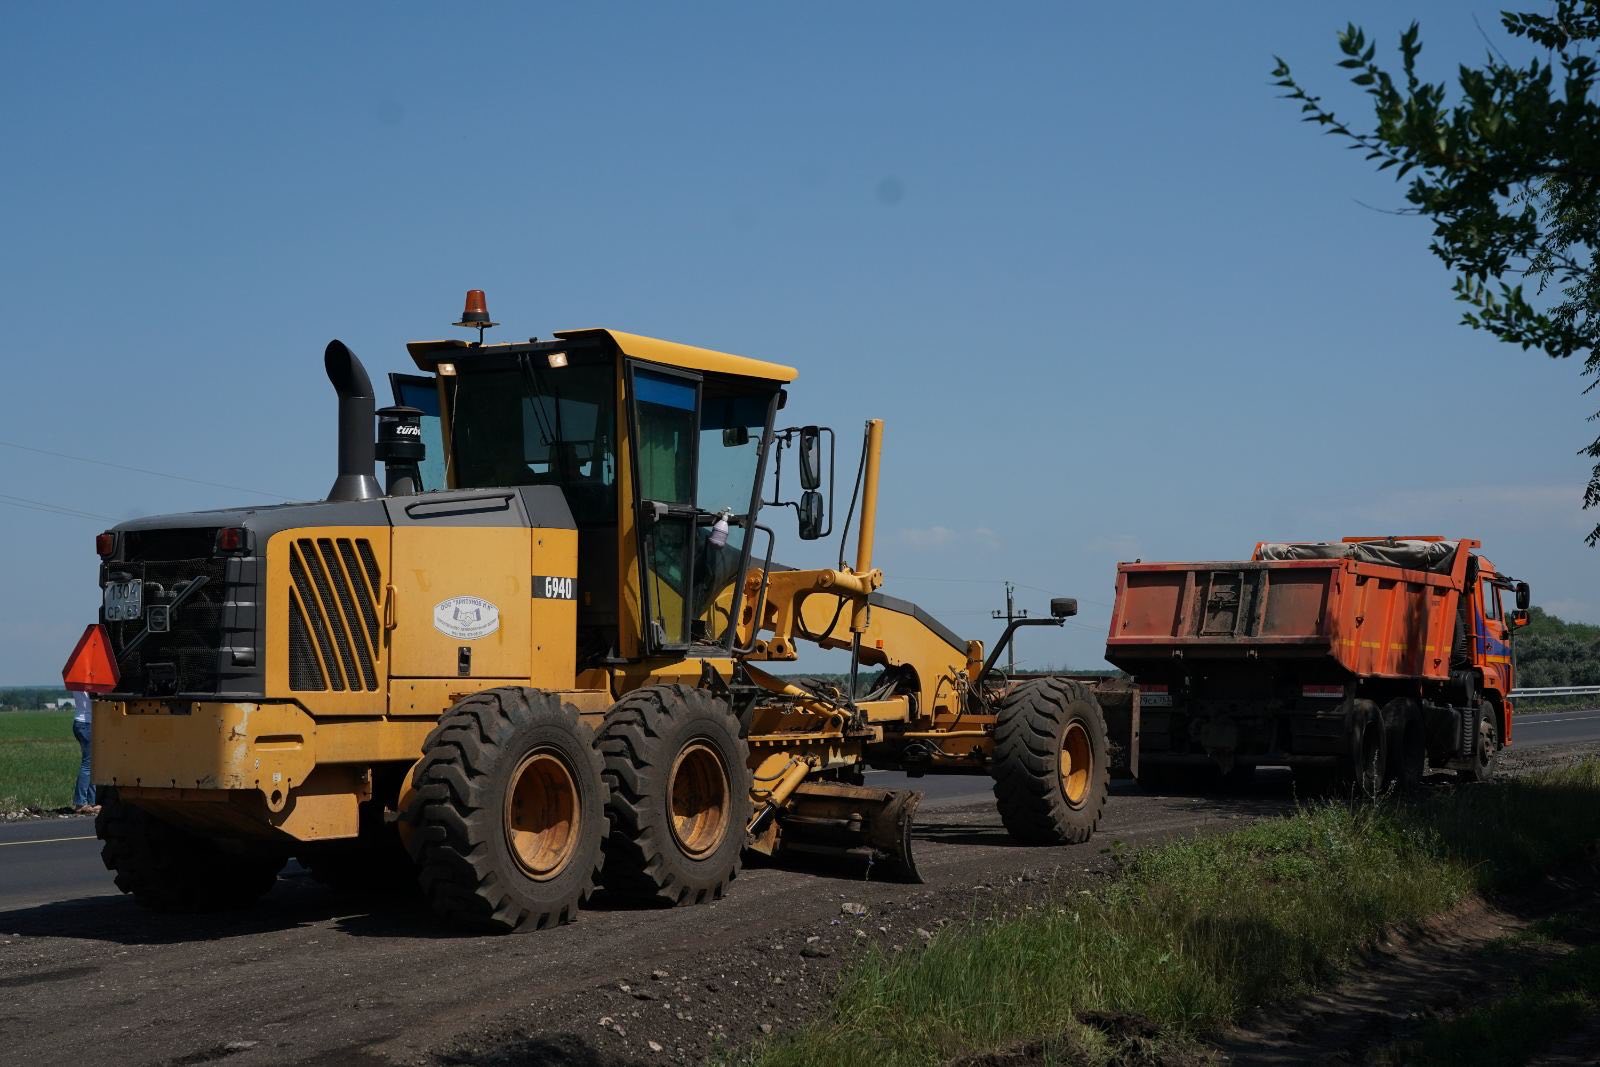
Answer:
[1059,721,1093,809]
[669,741,730,859]
[504,749,580,881]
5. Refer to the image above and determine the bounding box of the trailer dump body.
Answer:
[1107,538,1468,682]
[1103,537,1525,792]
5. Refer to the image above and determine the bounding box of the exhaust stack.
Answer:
[324,339,383,502]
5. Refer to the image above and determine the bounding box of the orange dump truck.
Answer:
[1104,537,1529,794]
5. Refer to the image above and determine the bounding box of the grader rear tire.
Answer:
[96,788,284,912]
[403,687,606,933]
[991,677,1110,845]
[599,685,752,906]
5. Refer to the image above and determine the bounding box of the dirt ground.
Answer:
[1,746,1595,1067]
[0,781,1289,1067]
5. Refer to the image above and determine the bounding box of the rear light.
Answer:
[95,531,115,558]
[217,527,246,552]
[62,624,119,693]
[1302,685,1345,699]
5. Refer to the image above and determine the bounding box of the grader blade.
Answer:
[776,781,923,883]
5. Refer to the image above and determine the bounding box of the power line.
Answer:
[886,573,1113,610]
[0,493,116,522]
[0,439,292,500]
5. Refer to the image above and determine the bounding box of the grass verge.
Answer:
[0,710,78,813]
[1375,942,1600,1066]
[747,760,1600,1067]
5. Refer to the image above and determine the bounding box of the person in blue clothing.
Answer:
[71,690,97,814]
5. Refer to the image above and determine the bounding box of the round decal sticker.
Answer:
[433,596,500,640]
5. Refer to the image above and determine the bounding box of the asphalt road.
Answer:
[0,709,1594,913]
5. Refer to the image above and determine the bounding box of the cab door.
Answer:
[1477,576,1514,695]
[627,365,701,655]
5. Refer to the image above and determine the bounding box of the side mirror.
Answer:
[798,490,824,540]
[1515,581,1530,612]
[1050,597,1078,619]
[722,426,750,447]
[1512,608,1530,628]
[798,426,823,491]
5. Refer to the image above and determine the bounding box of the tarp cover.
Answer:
[1256,539,1459,574]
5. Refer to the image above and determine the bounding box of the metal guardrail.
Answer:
[1510,686,1600,699]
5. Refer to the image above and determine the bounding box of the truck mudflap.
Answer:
[1089,684,1140,779]
[773,781,923,882]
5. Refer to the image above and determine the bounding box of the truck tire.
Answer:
[403,687,606,933]
[1460,700,1500,783]
[991,677,1110,845]
[96,788,284,912]
[1383,697,1426,792]
[1346,700,1388,799]
[598,685,752,905]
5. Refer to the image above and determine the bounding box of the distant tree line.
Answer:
[1514,608,1600,688]
[0,687,71,711]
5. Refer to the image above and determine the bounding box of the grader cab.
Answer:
[71,293,1125,931]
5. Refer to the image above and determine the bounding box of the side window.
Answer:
[391,374,446,491]
[1482,578,1501,620]
[633,370,697,505]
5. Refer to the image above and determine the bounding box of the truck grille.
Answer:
[286,537,382,692]
[105,556,234,695]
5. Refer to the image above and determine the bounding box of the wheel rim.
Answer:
[668,741,730,859]
[1477,711,1496,770]
[1059,721,1094,809]
[504,749,581,881]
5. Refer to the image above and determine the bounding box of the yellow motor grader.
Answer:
[70,293,1133,931]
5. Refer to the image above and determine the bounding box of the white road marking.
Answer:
[0,834,96,848]
[1518,713,1600,725]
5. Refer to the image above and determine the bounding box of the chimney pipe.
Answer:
[324,339,383,502]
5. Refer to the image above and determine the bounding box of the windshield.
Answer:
[448,357,617,525]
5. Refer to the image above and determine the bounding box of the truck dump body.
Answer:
[1101,537,1523,789]
[1105,539,1471,684]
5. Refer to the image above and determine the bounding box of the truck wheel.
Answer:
[1460,700,1500,783]
[96,788,284,912]
[991,677,1110,845]
[404,687,606,933]
[1346,701,1388,799]
[598,685,752,905]
[1383,698,1426,792]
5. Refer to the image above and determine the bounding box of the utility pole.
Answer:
[992,580,1028,674]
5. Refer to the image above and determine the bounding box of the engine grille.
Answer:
[105,556,233,695]
[286,537,382,692]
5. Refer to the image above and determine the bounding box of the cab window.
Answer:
[1481,579,1502,621]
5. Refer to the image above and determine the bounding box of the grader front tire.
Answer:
[991,677,1110,845]
[404,687,606,933]
[96,788,285,912]
[599,685,752,906]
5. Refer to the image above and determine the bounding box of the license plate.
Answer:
[1140,691,1172,707]
[104,579,143,622]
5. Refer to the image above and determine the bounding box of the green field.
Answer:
[0,710,79,813]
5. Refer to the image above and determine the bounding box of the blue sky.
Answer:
[1,3,1594,682]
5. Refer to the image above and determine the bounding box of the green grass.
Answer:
[746,761,1600,1067]
[0,710,79,813]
